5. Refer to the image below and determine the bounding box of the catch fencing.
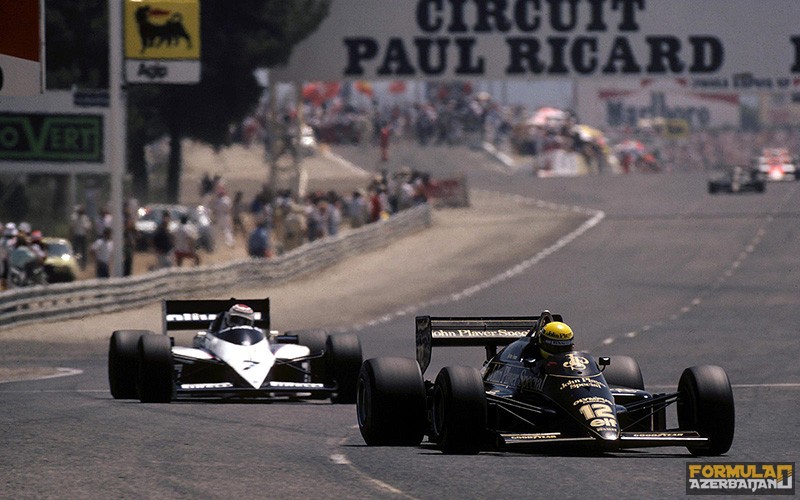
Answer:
[0,204,431,330]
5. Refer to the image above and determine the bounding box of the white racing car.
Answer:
[108,298,362,403]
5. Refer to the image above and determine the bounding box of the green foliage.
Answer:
[45,0,331,199]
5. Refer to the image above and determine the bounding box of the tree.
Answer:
[45,0,330,202]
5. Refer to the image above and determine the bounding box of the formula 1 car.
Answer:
[756,147,799,181]
[356,311,734,455]
[108,298,362,403]
[708,166,765,194]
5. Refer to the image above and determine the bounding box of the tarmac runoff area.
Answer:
[0,193,590,381]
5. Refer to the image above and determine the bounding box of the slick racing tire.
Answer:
[137,334,174,403]
[108,330,151,399]
[356,357,426,446]
[601,356,645,390]
[291,330,329,383]
[325,333,363,404]
[678,365,735,456]
[432,366,487,455]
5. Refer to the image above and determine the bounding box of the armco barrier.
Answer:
[0,203,431,330]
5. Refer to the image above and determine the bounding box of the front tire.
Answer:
[432,366,487,455]
[678,365,735,456]
[356,357,426,446]
[326,333,363,404]
[137,334,174,403]
[108,330,150,399]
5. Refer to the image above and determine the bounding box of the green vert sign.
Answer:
[0,113,103,162]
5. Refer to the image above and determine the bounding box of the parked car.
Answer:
[42,237,79,283]
[135,204,214,252]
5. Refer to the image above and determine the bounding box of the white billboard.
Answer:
[274,0,800,92]
[576,78,741,129]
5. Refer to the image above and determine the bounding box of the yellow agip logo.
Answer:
[124,0,200,60]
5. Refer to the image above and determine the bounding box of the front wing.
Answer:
[175,380,337,399]
[487,392,708,450]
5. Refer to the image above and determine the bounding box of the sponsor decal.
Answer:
[268,381,325,389]
[559,376,603,391]
[630,432,693,438]
[573,396,613,407]
[181,382,233,389]
[686,462,795,495]
[507,433,559,441]
[485,363,545,392]
[432,329,528,338]
[563,354,589,371]
[578,402,617,430]
[166,312,262,322]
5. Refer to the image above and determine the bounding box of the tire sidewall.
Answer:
[108,330,150,399]
[678,365,735,455]
[432,366,486,454]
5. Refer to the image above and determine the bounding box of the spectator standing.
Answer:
[348,191,368,229]
[306,198,324,243]
[379,125,391,162]
[69,205,92,270]
[247,221,271,258]
[283,202,306,252]
[173,215,200,267]
[90,228,113,278]
[123,213,137,276]
[327,197,342,237]
[1,223,18,288]
[232,190,247,237]
[213,188,235,247]
[152,210,174,269]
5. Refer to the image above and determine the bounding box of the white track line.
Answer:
[336,190,605,333]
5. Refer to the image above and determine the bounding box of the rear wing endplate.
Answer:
[162,298,270,332]
[415,313,562,374]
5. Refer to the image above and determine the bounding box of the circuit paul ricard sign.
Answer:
[274,0,800,90]
[123,0,200,84]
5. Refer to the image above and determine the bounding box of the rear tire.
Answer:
[137,334,174,403]
[291,330,329,383]
[356,357,426,446]
[678,365,735,456]
[108,330,150,399]
[432,366,486,454]
[326,333,363,404]
[601,355,644,390]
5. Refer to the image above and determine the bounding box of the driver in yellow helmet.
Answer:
[537,321,575,359]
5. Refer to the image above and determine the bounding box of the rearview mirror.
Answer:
[598,357,610,370]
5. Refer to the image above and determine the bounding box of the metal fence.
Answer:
[0,204,431,330]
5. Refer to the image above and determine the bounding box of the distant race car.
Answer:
[708,166,765,194]
[108,298,362,403]
[756,147,799,181]
[356,311,735,455]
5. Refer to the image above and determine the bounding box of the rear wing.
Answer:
[162,298,270,332]
[415,313,562,374]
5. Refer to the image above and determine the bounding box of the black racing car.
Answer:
[708,167,765,194]
[356,311,734,455]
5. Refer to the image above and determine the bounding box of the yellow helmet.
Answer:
[539,321,574,358]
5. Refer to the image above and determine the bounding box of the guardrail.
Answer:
[0,203,431,331]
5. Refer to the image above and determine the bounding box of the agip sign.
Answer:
[275,0,800,90]
[124,0,200,84]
